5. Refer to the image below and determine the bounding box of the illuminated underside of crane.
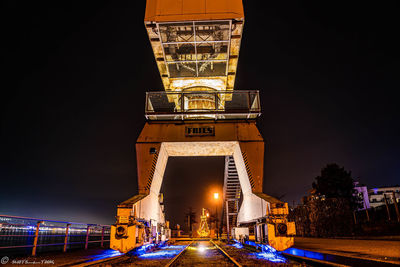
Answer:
[110,0,295,253]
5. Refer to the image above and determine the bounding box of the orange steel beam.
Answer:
[145,0,244,22]
[135,121,264,195]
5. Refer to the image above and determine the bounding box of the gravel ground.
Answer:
[107,241,192,266]
[105,240,235,266]
[217,242,305,267]
[294,237,400,264]
[173,240,233,267]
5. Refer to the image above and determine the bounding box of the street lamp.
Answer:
[214,192,219,239]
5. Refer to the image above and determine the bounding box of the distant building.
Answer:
[354,182,370,210]
[368,186,400,208]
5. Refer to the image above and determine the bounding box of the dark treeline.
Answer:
[290,164,400,237]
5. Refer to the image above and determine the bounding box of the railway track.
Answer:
[165,239,242,267]
[62,240,241,266]
[62,240,398,266]
[63,241,193,267]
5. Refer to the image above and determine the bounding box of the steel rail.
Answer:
[72,241,194,267]
[165,240,241,267]
[164,240,193,267]
[210,239,242,267]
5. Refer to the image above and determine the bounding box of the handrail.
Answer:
[0,214,109,226]
[145,90,261,120]
[0,215,111,256]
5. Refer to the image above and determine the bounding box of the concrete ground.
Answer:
[2,248,118,267]
[294,237,400,264]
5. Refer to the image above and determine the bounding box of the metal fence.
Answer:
[145,90,261,120]
[0,215,110,256]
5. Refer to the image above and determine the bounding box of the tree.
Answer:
[307,198,355,237]
[292,163,361,237]
[312,163,360,209]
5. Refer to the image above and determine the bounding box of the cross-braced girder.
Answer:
[157,20,232,78]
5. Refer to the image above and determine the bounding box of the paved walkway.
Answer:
[2,248,117,266]
[294,237,400,265]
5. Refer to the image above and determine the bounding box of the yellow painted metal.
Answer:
[145,0,244,22]
[287,221,296,236]
[111,206,140,253]
[118,194,147,208]
[136,121,264,194]
[116,208,131,224]
[110,224,138,253]
[265,202,295,251]
[144,0,245,104]
[137,121,263,143]
[111,0,296,253]
[135,143,161,194]
[267,224,295,251]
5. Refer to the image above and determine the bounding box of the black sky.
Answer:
[1,1,399,225]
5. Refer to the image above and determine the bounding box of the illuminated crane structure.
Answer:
[110,0,295,253]
[197,208,210,237]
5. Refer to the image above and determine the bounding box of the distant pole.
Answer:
[214,192,219,239]
[353,211,357,224]
[215,204,218,239]
[383,194,391,221]
[392,192,400,223]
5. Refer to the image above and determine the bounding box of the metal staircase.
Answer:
[221,156,241,240]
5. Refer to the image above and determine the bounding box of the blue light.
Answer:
[284,247,324,260]
[229,240,244,249]
[85,249,123,262]
[137,244,185,259]
[253,252,286,262]
[244,240,286,263]
[138,249,180,259]
[132,243,156,256]
[160,245,185,250]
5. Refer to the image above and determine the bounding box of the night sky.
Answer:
[2,1,399,226]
